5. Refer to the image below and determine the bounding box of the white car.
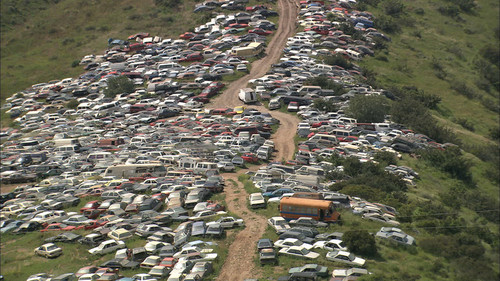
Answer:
[267,193,294,204]
[332,268,370,279]
[132,273,158,281]
[362,213,400,226]
[278,245,320,259]
[326,250,366,266]
[375,227,415,245]
[78,273,100,281]
[249,193,266,209]
[313,239,348,251]
[88,239,126,255]
[267,216,291,234]
[34,243,62,258]
[274,238,313,250]
[174,246,213,258]
[140,255,162,269]
[188,210,218,221]
[217,161,235,172]
[215,216,244,228]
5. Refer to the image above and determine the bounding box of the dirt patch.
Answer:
[215,1,300,280]
[0,183,34,193]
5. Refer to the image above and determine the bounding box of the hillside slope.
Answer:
[0,0,203,100]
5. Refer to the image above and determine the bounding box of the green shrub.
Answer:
[343,230,378,257]
[347,95,389,123]
[304,76,346,95]
[104,76,135,98]
[382,0,405,17]
[65,99,79,109]
[420,146,472,183]
[321,54,353,69]
[374,151,398,165]
[312,99,338,112]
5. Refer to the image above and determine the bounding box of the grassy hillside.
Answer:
[0,0,207,100]
[358,0,499,145]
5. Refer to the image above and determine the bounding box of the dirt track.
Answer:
[214,0,300,280]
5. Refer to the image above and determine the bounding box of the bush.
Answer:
[304,76,346,95]
[340,185,382,202]
[390,97,456,143]
[452,117,475,131]
[65,99,79,109]
[347,95,389,123]
[155,0,180,8]
[438,5,460,18]
[103,76,135,98]
[313,99,338,112]
[374,151,398,165]
[382,0,405,17]
[374,15,401,33]
[71,60,80,68]
[343,230,377,257]
[420,146,472,183]
[321,54,353,69]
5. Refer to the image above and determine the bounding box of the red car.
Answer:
[83,209,106,219]
[180,32,196,40]
[225,23,249,29]
[207,203,226,212]
[248,28,273,36]
[152,193,168,202]
[159,257,178,269]
[311,121,330,128]
[78,188,104,198]
[241,153,258,163]
[179,52,203,62]
[75,219,108,230]
[76,266,99,278]
[128,32,150,40]
[246,5,267,12]
[209,81,225,90]
[40,223,76,232]
[337,136,358,142]
[80,200,101,213]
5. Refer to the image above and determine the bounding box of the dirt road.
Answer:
[215,1,300,280]
[211,0,300,163]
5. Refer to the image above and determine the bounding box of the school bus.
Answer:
[279,197,341,223]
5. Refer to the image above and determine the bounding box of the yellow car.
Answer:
[234,106,246,114]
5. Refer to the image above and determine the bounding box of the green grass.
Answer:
[359,0,500,146]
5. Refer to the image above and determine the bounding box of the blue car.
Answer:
[262,188,294,198]
[1,220,23,233]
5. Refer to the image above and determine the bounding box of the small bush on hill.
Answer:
[104,76,135,98]
[343,230,378,257]
[347,95,389,123]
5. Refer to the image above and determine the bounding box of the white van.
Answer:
[298,86,322,95]
[87,152,114,162]
[375,123,391,132]
[338,117,357,124]
[346,49,362,60]
[308,134,338,145]
[193,162,218,175]
[55,145,80,153]
[296,166,325,177]
[314,64,334,73]
[269,98,281,110]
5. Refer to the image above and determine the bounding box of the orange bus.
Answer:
[279,197,341,223]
